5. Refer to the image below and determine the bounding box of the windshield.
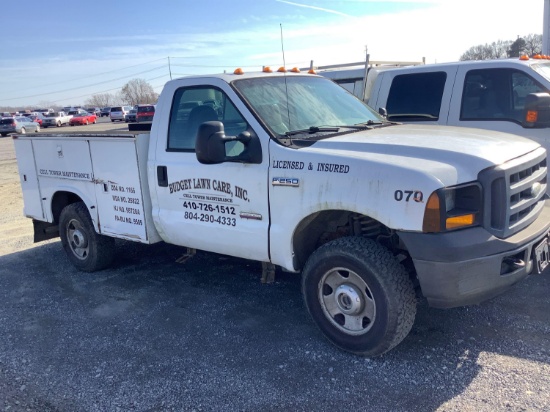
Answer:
[532,62,550,83]
[232,75,384,136]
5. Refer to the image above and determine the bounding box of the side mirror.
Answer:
[378,107,388,118]
[195,121,262,164]
[522,93,550,128]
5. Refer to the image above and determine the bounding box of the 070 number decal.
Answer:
[394,190,423,202]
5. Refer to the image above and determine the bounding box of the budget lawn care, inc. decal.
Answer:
[168,177,251,227]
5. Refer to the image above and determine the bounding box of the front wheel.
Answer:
[56,121,61,127]
[59,202,115,272]
[302,237,416,357]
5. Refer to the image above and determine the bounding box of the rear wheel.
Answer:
[302,237,416,356]
[59,202,115,272]
[20,127,26,134]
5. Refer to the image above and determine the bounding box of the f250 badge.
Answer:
[272,177,299,187]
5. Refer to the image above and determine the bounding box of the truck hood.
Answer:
[304,124,541,185]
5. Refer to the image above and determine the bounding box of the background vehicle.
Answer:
[42,111,72,128]
[110,106,132,122]
[321,57,550,165]
[125,109,137,123]
[69,112,97,126]
[30,113,46,126]
[67,109,88,116]
[1,116,40,136]
[13,70,550,357]
[85,107,101,117]
[136,104,155,123]
[100,107,111,117]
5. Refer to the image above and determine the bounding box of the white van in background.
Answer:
[110,106,133,122]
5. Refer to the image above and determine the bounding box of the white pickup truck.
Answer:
[13,69,550,356]
[325,57,550,160]
[42,111,72,128]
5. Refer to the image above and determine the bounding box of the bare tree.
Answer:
[460,34,544,60]
[120,79,158,106]
[523,33,543,56]
[460,40,511,61]
[85,93,117,108]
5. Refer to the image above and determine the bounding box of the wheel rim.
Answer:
[318,267,376,335]
[36,125,40,132]
[66,218,90,260]
[20,128,26,134]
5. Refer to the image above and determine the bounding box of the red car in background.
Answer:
[69,112,97,126]
[30,113,46,126]
[136,104,156,123]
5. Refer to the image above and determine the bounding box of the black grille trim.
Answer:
[479,147,547,239]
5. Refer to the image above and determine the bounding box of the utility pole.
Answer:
[544,0,550,55]
[168,57,172,80]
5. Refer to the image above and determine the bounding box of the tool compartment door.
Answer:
[90,139,148,242]
[14,139,44,220]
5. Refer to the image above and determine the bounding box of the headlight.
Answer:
[423,182,482,232]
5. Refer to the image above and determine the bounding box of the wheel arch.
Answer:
[291,209,400,271]
[50,190,85,224]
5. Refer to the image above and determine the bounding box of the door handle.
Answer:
[157,166,168,187]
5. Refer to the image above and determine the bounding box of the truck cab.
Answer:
[367,57,550,156]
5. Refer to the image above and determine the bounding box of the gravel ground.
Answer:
[0,130,549,411]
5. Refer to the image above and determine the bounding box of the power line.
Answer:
[2,66,167,102]
[2,57,168,96]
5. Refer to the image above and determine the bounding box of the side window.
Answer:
[512,72,546,110]
[167,86,248,153]
[386,72,446,121]
[461,68,545,123]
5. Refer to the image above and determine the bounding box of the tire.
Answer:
[85,120,88,125]
[56,121,61,127]
[35,125,40,132]
[70,124,74,126]
[111,120,115,122]
[59,202,115,272]
[302,236,416,357]
[20,127,26,134]
[1,133,7,137]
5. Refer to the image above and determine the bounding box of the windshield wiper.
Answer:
[285,126,340,137]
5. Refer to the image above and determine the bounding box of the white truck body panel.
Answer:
[13,134,162,244]
[14,139,44,220]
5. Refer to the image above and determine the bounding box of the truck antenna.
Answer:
[280,24,292,133]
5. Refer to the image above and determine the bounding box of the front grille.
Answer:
[479,147,547,239]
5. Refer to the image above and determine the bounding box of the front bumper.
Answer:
[398,199,550,308]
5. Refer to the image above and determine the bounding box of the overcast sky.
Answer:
[0,0,545,108]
